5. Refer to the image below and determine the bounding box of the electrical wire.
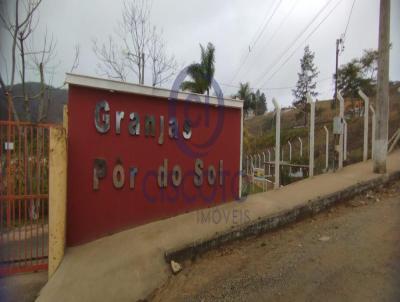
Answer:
[239,0,299,82]
[258,0,345,88]
[253,0,335,87]
[342,0,356,43]
[229,0,283,84]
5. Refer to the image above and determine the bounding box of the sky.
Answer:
[1,0,400,108]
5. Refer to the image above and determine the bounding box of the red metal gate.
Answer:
[0,120,51,276]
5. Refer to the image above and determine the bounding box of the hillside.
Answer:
[244,82,400,175]
[0,82,68,123]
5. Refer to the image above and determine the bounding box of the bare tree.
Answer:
[31,38,79,122]
[148,28,177,87]
[121,0,151,85]
[1,0,80,122]
[93,36,128,81]
[0,0,43,120]
[27,30,57,122]
[93,0,177,87]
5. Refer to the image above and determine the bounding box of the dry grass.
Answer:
[244,83,400,176]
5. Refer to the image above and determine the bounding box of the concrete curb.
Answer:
[165,170,400,263]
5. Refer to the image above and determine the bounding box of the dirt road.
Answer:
[150,180,400,302]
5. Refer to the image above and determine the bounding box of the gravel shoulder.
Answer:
[149,181,400,302]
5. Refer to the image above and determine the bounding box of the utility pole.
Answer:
[332,37,343,171]
[333,38,342,109]
[374,0,390,174]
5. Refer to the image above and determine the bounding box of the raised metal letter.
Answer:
[145,115,155,137]
[169,117,179,139]
[182,119,192,140]
[128,112,140,135]
[115,111,125,135]
[94,100,110,133]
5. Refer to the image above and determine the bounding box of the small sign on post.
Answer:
[333,116,343,135]
[4,142,14,151]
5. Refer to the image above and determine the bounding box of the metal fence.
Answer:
[0,120,51,275]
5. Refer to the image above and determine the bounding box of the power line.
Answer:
[251,0,284,52]
[258,0,345,88]
[342,0,356,43]
[220,76,331,92]
[253,0,335,87]
[239,0,299,82]
[229,0,283,84]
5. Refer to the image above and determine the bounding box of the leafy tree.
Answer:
[337,59,373,116]
[337,59,373,97]
[335,47,390,116]
[180,42,215,95]
[359,49,378,82]
[236,82,252,117]
[292,45,319,125]
[251,89,267,115]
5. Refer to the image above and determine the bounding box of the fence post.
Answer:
[267,149,271,176]
[288,140,292,174]
[343,119,348,161]
[297,137,303,175]
[273,98,281,189]
[262,152,266,173]
[324,126,329,171]
[338,92,345,169]
[297,137,303,158]
[370,105,376,160]
[358,89,369,161]
[307,94,315,177]
[48,126,67,278]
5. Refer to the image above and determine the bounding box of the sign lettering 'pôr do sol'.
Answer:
[93,100,225,191]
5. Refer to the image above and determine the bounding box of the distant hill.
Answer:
[0,82,67,124]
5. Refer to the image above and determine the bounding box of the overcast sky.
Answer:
[1,0,399,107]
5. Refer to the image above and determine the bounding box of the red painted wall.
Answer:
[67,85,241,246]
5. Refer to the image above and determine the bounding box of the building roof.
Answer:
[65,73,243,109]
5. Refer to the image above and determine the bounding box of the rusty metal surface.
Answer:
[0,120,51,276]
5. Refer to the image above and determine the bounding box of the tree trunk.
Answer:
[38,63,49,122]
[303,102,307,126]
[20,35,31,121]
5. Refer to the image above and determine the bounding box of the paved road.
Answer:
[150,180,400,302]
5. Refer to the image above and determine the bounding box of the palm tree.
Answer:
[236,82,252,117]
[180,42,215,95]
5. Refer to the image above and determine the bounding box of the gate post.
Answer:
[48,125,67,278]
